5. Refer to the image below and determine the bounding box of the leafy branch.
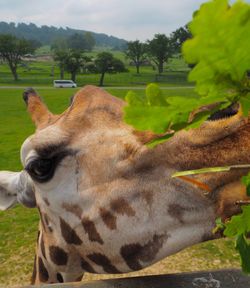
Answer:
[123,0,250,273]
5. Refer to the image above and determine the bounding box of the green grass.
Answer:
[0,87,240,286]
[35,45,51,56]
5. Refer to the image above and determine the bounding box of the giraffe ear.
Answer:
[23,88,54,129]
[0,187,17,210]
[0,172,18,210]
[0,171,36,210]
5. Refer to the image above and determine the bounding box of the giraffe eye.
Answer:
[26,158,55,183]
[25,147,73,183]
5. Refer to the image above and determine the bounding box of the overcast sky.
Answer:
[0,0,248,41]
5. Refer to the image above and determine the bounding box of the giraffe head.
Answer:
[0,85,250,284]
[0,85,249,222]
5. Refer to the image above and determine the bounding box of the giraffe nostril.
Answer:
[208,103,239,121]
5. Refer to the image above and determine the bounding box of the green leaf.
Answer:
[213,217,226,234]
[240,93,250,117]
[166,96,199,111]
[124,106,171,133]
[242,173,250,196]
[224,206,250,237]
[183,0,250,101]
[145,83,168,106]
[124,85,200,135]
[123,0,250,275]
[215,218,225,230]
[124,0,250,150]
[125,90,146,106]
[185,110,211,130]
[236,234,250,274]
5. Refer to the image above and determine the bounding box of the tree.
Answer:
[64,50,89,82]
[67,33,87,51]
[0,34,34,80]
[51,37,68,51]
[84,32,95,51]
[53,49,68,79]
[67,32,95,52]
[94,52,127,86]
[125,40,147,74]
[51,37,69,79]
[30,39,42,50]
[170,25,192,53]
[147,34,173,74]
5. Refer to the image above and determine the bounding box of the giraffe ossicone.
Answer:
[0,85,249,284]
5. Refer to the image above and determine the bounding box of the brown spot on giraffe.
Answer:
[110,197,136,217]
[49,246,68,266]
[134,161,154,175]
[56,273,64,283]
[80,257,96,273]
[168,204,198,224]
[62,202,83,219]
[120,243,142,270]
[43,197,50,206]
[120,234,167,271]
[142,190,153,207]
[40,234,46,259]
[99,207,117,230]
[87,253,121,274]
[36,230,40,244]
[82,217,104,244]
[168,204,185,224]
[38,208,53,233]
[60,218,82,245]
[38,257,49,282]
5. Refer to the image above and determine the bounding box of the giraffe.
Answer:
[0,85,249,284]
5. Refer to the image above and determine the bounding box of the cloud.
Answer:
[0,0,247,41]
[54,0,204,40]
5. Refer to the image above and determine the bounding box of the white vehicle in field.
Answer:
[53,80,77,88]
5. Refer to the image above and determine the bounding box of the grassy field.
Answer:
[0,87,241,287]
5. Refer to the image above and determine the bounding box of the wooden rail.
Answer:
[23,269,250,288]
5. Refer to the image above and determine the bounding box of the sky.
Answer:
[0,0,248,41]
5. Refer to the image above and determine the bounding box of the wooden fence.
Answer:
[23,269,250,288]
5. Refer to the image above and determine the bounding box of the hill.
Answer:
[0,22,127,50]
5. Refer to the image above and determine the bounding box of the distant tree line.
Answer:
[0,22,127,49]
[0,25,191,85]
[51,32,96,52]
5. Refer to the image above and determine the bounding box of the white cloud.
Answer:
[0,0,248,41]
